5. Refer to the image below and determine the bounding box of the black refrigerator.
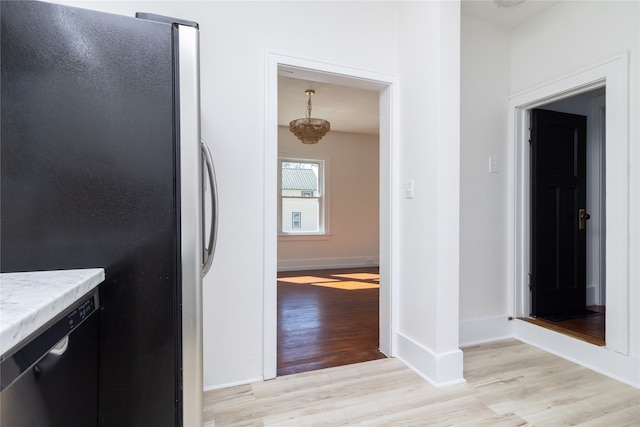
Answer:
[1,1,217,426]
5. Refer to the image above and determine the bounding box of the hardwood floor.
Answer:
[276,267,386,376]
[204,339,640,426]
[275,267,606,375]
[522,305,605,346]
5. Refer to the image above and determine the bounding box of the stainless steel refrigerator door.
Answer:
[177,24,204,427]
[2,3,182,425]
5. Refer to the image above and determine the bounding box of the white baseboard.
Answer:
[203,376,263,392]
[277,256,379,272]
[395,332,465,387]
[514,319,640,389]
[459,315,514,347]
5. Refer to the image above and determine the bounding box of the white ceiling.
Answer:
[278,0,562,137]
[278,75,381,136]
[461,0,560,28]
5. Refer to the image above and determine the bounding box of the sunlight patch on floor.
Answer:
[331,273,380,281]
[311,281,379,290]
[278,276,339,284]
[278,271,380,290]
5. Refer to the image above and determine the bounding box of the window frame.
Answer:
[278,155,330,240]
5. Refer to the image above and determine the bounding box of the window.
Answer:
[279,157,327,235]
[292,212,301,229]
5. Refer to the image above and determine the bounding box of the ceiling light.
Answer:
[289,89,330,144]
[494,0,525,7]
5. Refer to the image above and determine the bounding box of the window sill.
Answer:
[278,233,332,242]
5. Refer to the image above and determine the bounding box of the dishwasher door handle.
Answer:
[34,336,69,377]
[48,335,69,356]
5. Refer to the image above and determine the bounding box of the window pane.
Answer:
[282,197,319,232]
[292,212,301,229]
[281,162,319,196]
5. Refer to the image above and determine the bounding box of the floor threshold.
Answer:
[520,306,605,346]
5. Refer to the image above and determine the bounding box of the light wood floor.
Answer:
[204,339,639,426]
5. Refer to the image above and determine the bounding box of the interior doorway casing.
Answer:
[510,54,629,355]
[264,53,400,379]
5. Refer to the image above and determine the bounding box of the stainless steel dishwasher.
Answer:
[0,289,99,426]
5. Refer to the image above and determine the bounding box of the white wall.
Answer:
[510,0,639,360]
[194,1,401,389]
[459,15,512,345]
[396,1,463,385]
[459,1,639,386]
[278,127,380,271]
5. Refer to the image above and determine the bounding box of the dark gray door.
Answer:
[531,109,588,317]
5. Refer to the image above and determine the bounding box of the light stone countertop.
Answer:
[0,268,104,357]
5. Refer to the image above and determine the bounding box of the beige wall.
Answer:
[278,127,380,270]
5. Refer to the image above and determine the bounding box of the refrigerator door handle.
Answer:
[201,139,218,277]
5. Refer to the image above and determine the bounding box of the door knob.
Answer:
[579,209,591,230]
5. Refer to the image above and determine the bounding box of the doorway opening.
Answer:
[524,88,606,346]
[264,53,399,380]
[511,54,629,360]
[276,75,383,375]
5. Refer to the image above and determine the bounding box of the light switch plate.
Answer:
[489,155,499,173]
[404,180,414,199]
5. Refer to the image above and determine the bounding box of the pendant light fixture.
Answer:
[289,89,330,144]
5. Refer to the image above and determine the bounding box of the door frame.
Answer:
[263,52,400,379]
[510,54,629,354]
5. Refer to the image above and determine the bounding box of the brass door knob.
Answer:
[579,209,591,230]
